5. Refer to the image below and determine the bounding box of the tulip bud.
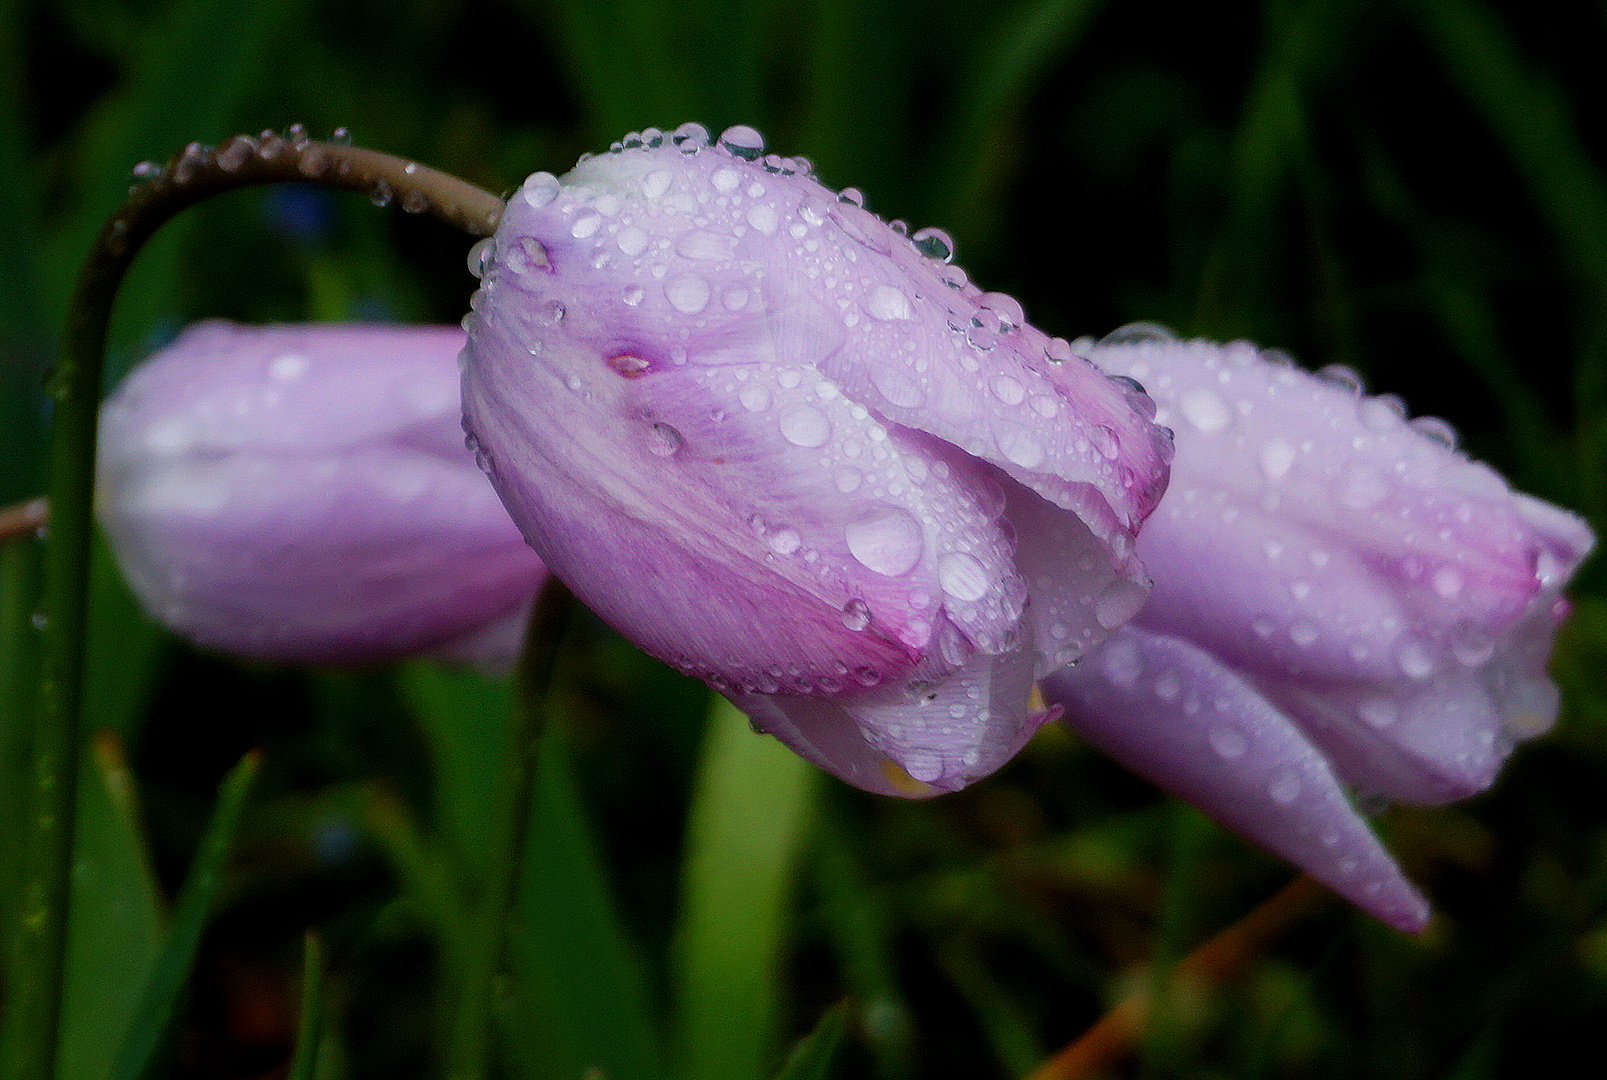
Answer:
[1042,327,1595,930]
[461,124,1173,794]
[98,321,546,667]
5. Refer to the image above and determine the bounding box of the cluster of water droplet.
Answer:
[462,123,1174,728]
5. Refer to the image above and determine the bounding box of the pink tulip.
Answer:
[98,321,546,667]
[1042,327,1594,930]
[460,124,1174,794]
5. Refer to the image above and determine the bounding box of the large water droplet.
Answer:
[996,423,1044,468]
[665,275,711,314]
[767,527,802,554]
[520,172,560,209]
[676,230,730,260]
[616,226,648,256]
[1395,638,1436,679]
[746,203,779,234]
[1178,387,1232,432]
[1099,323,1176,346]
[779,404,831,447]
[911,227,954,263]
[647,422,683,457]
[538,299,566,325]
[1432,566,1464,598]
[846,507,923,577]
[718,124,765,159]
[642,169,673,199]
[864,284,912,321]
[1451,622,1495,666]
[570,213,602,239]
[990,375,1025,406]
[937,552,990,602]
[841,598,872,631]
[1315,364,1365,395]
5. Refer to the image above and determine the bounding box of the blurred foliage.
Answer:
[3,0,1606,1077]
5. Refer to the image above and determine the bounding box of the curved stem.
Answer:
[1024,874,1332,1080]
[1,130,504,1080]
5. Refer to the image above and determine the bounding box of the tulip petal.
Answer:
[731,614,1048,795]
[1045,629,1431,932]
[98,322,546,666]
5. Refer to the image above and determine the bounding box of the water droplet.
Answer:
[1095,579,1148,631]
[570,212,602,239]
[1315,364,1365,395]
[738,383,772,412]
[1411,415,1458,450]
[846,506,924,577]
[623,284,645,306]
[835,467,862,493]
[865,284,912,321]
[521,172,560,209]
[996,423,1044,468]
[1358,698,1399,728]
[616,226,648,255]
[1290,620,1318,646]
[1154,670,1182,701]
[672,121,710,148]
[269,353,308,381]
[1268,770,1301,804]
[369,180,394,208]
[1259,439,1295,479]
[911,227,955,262]
[1099,323,1176,346]
[837,186,866,208]
[467,237,494,278]
[1101,638,1142,688]
[401,190,429,214]
[216,135,255,172]
[1359,395,1405,430]
[841,598,872,631]
[1089,424,1120,460]
[1395,638,1436,679]
[779,404,831,447]
[937,552,990,602]
[1209,726,1248,759]
[1178,387,1232,432]
[1432,566,1464,598]
[717,124,765,160]
[30,609,48,631]
[746,203,779,234]
[538,299,566,325]
[131,160,162,182]
[665,275,710,314]
[990,375,1025,406]
[330,126,353,146]
[767,527,802,555]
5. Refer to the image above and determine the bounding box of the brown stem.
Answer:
[1024,874,1334,1080]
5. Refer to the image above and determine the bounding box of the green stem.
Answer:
[447,581,571,1080]
[0,130,505,1080]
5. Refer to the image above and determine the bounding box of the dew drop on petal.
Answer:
[1358,697,1399,728]
[996,423,1045,468]
[911,227,955,263]
[865,284,912,321]
[520,172,560,209]
[846,507,923,577]
[1154,670,1182,701]
[990,375,1025,406]
[739,383,771,412]
[1095,579,1148,631]
[623,284,645,306]
[538,300,565,325]
[1209,726,1248,759]
[1432,567,1464,598]
[1451,622,1496,666]
[937,552,990,602]
[1268,770,1302,805]
[779,404,831,447]
[647,422,683,457]
[1260,439,1295,480]
[835,467,862,493]
[616,226,648,255]
[665,275,711,314]
[841,598,872,631]
[746,204,779,234]
[570,213,603,239]
[1396,638,1436,679]
[1179,387,1232,432]
[1100,638,1142,688]
[718,124,765,160]
[642,169,673,199]
[767,527,802,554]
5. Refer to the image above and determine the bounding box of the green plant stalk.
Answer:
[0,130,505,1080]
[446,579,571,1080]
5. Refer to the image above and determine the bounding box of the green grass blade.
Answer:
[58,734,164,1080]
[772,1002,849,1080]
[108,749,262,1080]
[503,732,661,1080]
[286,933,326,1080]
[673,697,816,1080]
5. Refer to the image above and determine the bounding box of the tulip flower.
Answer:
[1042,327,1594,930]
[97,321,546,667]
[460,123,1174,795]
